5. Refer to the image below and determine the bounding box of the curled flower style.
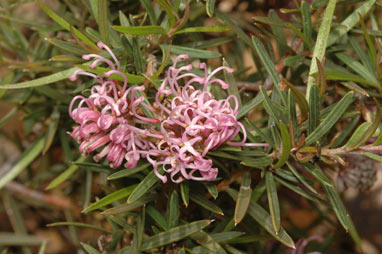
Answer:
[69,42,159,168]
[150,54,249,183]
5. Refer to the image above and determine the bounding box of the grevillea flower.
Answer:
[69,42,160,168]
[148,54,250,183]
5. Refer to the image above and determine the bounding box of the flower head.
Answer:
[150,54,247,183]
[69,42,158,168]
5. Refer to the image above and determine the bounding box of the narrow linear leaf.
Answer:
[190,230,226,253]
[237,92,264,120]
[206,0,216,17]
[107,163,151,180]
[306,0,336,99]
[265,171,280,233]
[210,231,243,243]
[147,205,169,231]
[308,85,320,135]
[323,70,380,88]
[140,220,211,251]
[48,222,111,234]
[303,163,333,187]
[175,26,231,34]
[140,0,157,25]
[81,243,101,254]
[36,0,96,48]
[234,171,252,225]
[113,25,167,35]
[77,65,145,84]
[350,101,382,149]
[168,191,180,228]
[0,136,45,189]
[103,195,156,215]
[0,67,77,89]
[83,184,138,213]
[46,156,87,190]
[0,107,17,129]
[190,193,224,215]
[273,121,291,169]
[344,122,372,147]
[157,0,177,27]
[301,0,313,42]
[285,161,318,194]
[283,80,309,121]
[241,156,273,168]
[363,152,382,162]
[127,168,162,203]
[322,185,349,231]
[180,181,190,207]
[223,59,242,107]
[226,188,295,248]
[305,92,354,145]
[327,0,376,47]
[98,0,110,45]
[160,45,221,58]
[0,233,43,246]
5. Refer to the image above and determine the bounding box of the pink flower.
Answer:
[150,54,251,183]
[69,42,159,168]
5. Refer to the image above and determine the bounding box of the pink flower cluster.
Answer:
[69,42,264,183]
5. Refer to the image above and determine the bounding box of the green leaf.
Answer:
[48,222,111,234]
[301,0,313,42]
[204,183,219,200]
[83,184,138,213]
[322,185,349,231]
[140,0,157,25]
[285,161,318,194]
[43,107,60,154]
[223,59,242,107]
[107,162,151,180]
[180,181,190,207]
[344,122,372,147]
[252,37,281,85]
[323,70,380,88]
[305,92,354,145]
[283,80,309,121]
[306,0,336,99]
[190,230,226,253]
[47,38,86,55]
[36,0,96,49]
[46,156,87,190]
[0,136,45,189]
[77,65,145,84]
[241,156,273,168]
[0,67,77,89]
[103,195,156,215]
[140,220,211,251]
[226,188,295,248]
[234,172,252,225]
[308,85,320,135]
[98,0,110,45]
[157,0,177,28]
[349,36,374,75]
[190,192,224,215]
[168,191,180,228]
[0,233,43,246]
[349,102,382,149]
[335,52,378,85]
[237,92,264,120]
[81,243,101,254]
[127,168,162,204]
[363,152,382,162]
[147,205,169,231]
[332,115,360,148]
[327,0,376,47]
[206,0,216,17]
[113,25,167,35]
[260,86,281,124]
[210,231,243,243]
[273,121,291,169]
[303,163,333,187]
[174,26,231,34]
[265,171,280,233]
[160,45,221,58]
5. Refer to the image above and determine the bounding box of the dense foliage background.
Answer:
[0,0,382,253]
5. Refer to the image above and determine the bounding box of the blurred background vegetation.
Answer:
[0,0,382,253]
